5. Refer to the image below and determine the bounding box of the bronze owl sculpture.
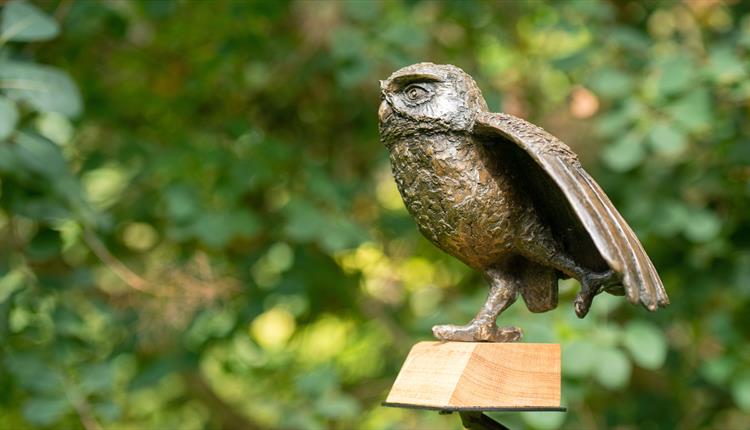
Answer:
[378,63,669,342]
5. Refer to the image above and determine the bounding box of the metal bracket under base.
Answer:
[383,403,566,430]
[447,410,509,430]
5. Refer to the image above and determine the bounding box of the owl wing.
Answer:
[473,111,668,311]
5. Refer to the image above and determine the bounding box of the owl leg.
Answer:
[520,245,619,318]
[432,267,522,342]
[520,235,622,318]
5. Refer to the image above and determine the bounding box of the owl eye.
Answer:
[403,84,430,103]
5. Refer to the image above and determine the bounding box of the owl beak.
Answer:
[378,99,393,122]
[378,80,393,122]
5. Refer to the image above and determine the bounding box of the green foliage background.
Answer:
[1,1,750,429]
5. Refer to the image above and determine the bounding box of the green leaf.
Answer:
[701,356,734,385]
[182,210,261,247]
[601,133,645,172]
[15,133,69,180]
[1,0,59,42]
[622,321,668,370]
[185,309,237,348]
[648,123,688,157]
[314,392,360,419]
[35,112,74,145]
[0,141,22,174]
[0,60,82,118]
[707,47,746,84]
[651,201,691,236]
[656,55,695,96]
[595,110,633,138]
[80,362,116,395]
[14,131,71,180]
[521,410,566,430]
[667,88,712,133]
[284,199,326,242]
[82,163,130,209]
[22,396,70,426]
[0,270,25,303]
[5,354,65,395]
[562,340,598,377]
[684,209,721,243]
[0,95,18,140]
[12,132,93,223]
[732,374,750,412]
[593,347,631,389]
[93,400,121,422]
[589,68,632,98]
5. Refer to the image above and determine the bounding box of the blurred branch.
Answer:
[63,376,103,430]
[82,227,157,295]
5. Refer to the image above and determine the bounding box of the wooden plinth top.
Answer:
[384,342,562,410]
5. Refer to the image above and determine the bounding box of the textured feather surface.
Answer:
[474,112,669,311]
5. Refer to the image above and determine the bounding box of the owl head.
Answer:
[378,63,488,143]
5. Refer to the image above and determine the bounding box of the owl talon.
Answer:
[575,269,618,318]
[432,321,522,343]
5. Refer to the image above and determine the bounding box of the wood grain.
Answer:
[385,342,560,409]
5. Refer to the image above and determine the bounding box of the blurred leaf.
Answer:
[732,374,750,412]
[164,185,199,221]
[0,61,82,117]
[80,362,116,395]
[707,47,746,84]
[5,354,64,395]
[651,201,691,236]
[331,27,367,61]
[13,131,69,179]
[648,123,687,157]
[656,55,695,96]
[622,321,668,370]
[595,110,633,138]
[1,0,60,42]
[609,28,649,51]
[344,0,380,22]
[601,133,644,171]
[179,210,261,247]
[562,340,598,377]
[593,347,631,389]
[0,269,25,303]
[22,396,70,426]
[284,199,367,252]
[295,366,339,397]
[701,356,734,386]
[684,209,721,243]
[314,392,360,419]
[93,400,121,422]
[251,307,296,350]
[0,95,18,140]
[82,163,130,209]
[35,112,74,145]
[522,410,566,430]
[667,88,712,133]
[185,308,237,349]
[589,68,631,98]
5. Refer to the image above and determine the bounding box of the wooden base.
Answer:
[384,342,561,410]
